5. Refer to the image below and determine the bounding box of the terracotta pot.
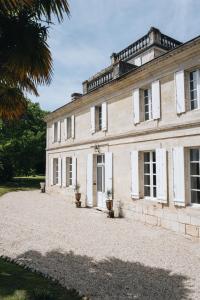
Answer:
[75,201,81,208]
[106,199,113,211]
[75,193,81,201]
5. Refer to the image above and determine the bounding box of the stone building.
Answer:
[45,27,200,239]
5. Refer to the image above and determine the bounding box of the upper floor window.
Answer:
[91,102,107,133]
[66,117,72,139]
[143,88,152,121]
[54,122,58,143]
[189,70,200,110]
[64,115,75,140]
[96,105,102,131]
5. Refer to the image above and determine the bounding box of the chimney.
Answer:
[71,93,82,101]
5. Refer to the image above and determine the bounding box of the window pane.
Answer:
[144,175,150,185]
[153,175,156,186]
[152,151,156,162]
[191,177,200,190]
[67,117,72,139]
[191,191,200,204]
[97,166,103,192]
[153,187,157,198]
[144,163,150,174]
[190,149,199,162]
[144,152,150,162]
[191,100,198,110]
[144,186,150,197]
[153,163,156,174]
[190,163,200,176]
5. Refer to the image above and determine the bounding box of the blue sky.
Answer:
[30,0,200,111]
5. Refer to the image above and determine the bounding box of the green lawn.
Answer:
[0,257,83,300]
[0,176,45,197]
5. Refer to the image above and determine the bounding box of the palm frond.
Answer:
[0,84,27,120]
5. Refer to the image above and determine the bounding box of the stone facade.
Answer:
[45,28,200,239]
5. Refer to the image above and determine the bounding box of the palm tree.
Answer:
[0,0,70,119]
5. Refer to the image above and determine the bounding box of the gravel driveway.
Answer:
[0,190,199,299]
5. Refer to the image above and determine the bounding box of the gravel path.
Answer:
[0,190,199,299]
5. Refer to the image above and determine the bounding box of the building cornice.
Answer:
[46,120,200,151]
[44,35,200,123]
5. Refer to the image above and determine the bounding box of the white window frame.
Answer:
[143,88,152,121]
[189,148,200,206]
[53,158,59,185]
[66,157,73,187]
[189,69,200,111]
[143,151,157,200]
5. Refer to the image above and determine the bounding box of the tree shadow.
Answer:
[2,249,190,300]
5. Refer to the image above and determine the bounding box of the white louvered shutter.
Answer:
[50,158,54,185]
[71,115,75,138]
[102,102,107,131]
[156,148,167,203]
[57,121,61,142]
[64,118,67,140]
[131,151,140,199]
[72,157,77,188]
[62,157,66,187]
[58,158,62,186]
[52,123,55,143]
[105,152,113,197]
[86,154,93,207]
[175,70,186,114]
[152,80,161,119]
[90,107,95,133]
[133,89,140,124]
[172,147,185,206]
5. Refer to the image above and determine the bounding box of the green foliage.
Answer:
[0,101,48,179]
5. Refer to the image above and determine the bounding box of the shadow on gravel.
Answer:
[15,250,190,300]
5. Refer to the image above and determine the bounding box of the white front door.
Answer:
[97,154,106,209]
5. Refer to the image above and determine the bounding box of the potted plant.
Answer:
[40,182,45,193]
[74,183,81,207]
[106,189,114,218]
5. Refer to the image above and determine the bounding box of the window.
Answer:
[66,117,72,139]
[144,151,157,198]
[53,158,59,184]
[95,106,102,131]
[189,70,200,110]
[66,157,72,187]
[190,148,200,204]
[143,88,152,121]
[54,122,58,142]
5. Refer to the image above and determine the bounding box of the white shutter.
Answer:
[175,70,186,114]
[52,123,55,143]
[64,118,67,140]
[57,121,61,142]
[90,107,95,133]
[58,157,62,187]
[131,151,140,199]
[72,157,77,188]
[50,158,54,185]
[86,154,94,207]
[71,115,75,138]
[152,80,161,119]
[156,148,167,203]
[133,88,140,124]
[105,152,113,197]
[102,102,107,131]
[62,157,66,187]
[172,147,185,206]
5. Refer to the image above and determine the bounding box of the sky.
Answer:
[29,0,200,112]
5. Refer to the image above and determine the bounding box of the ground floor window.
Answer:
[53,158,59,185]
[66,157,72,187]
[144,151,157,198]
[190,148,200,204]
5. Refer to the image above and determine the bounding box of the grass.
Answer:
[0,176,45,197]
[0,257,83,300]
